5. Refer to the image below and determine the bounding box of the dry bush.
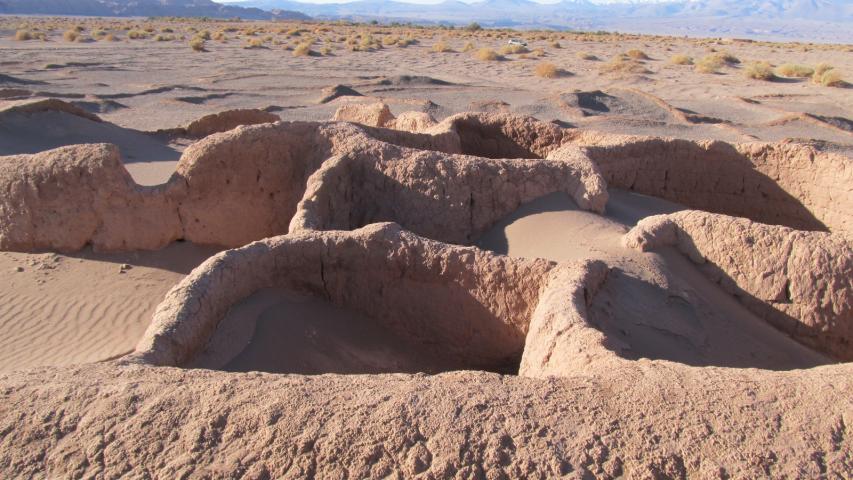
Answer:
[244,38,265,49]
[293,42,314,56]
[432,41,453,53]
[197,30,212,40]
[695,55,724,73]
[812,63,834,83]
[625,49,649,60]
[103,33,118,42]
[707,51,740,65]
[531,48,545,57]
[599,55,650,75]
[819,69,844,87]
[63,30,79,42]
[320,46,332,56]
[14,30,33,41]
[189,37,206,52]
[476,48,501,61]
[500,43,528,55]
[550,41,561,48]
[154,34,174,42]
[397,37,416,47]
[534,62,566,78]
[127,29,147,39]
[775,63,813,78]
[670,54,693,65]
[576,51,598,61]
[462,41,475,52]
[744,61,776,81]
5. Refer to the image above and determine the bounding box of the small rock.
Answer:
[13,266,23,272]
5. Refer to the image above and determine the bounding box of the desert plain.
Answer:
[0,16,851,478]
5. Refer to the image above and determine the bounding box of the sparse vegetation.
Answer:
[244,38,265,49]
[500,43,528,55]
[600,55,651,75]
[670,54,693,65]
[625,49,649,60]
[576,52,598,61]
[695,55,724,73]
[63,30,79,42]
[462,42,475,52]
[744,61,776,81]
[432,41,453,53]
[476,48,501,61]
[293,42,314,56]
[14,30,32,41]
[534,62,566,78]
[189,36,206,52]
[775,63,813,78]
[818,68,844,87]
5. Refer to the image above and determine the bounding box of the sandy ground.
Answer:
[0,242,218,372]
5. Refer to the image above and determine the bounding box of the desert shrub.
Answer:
[775,63,813,78]
[293,42,313,56]
[819,69,844,87]
[576,51,598,61]
[244,38,265,49]
[599,55,650,75]
[534,62,565,78]
[161,27,174,33]
[14,30,33,41]
[705,51,740,65]
[432,41,453,53]
[127,29,148,39]
[197,30,212,40]
[63,30,79,42]
[320,46,332,55]
[670,54,693,65]
[476,48,501,61]
[103,33,118,42]
[550,41,561,48]
[500,43,528,55]
[695,55,724,73]
[812,63,834,83]
[744,62,776,81]
[189,37,206,52]
[625,49,649,60]
[466,22,482,32]
[531,48,545,57]
[382,35,399,46]
[462,41,475,52]
[154,34,174,42]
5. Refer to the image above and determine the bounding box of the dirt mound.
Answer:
[318,84,363,104]
[625,211,853,360]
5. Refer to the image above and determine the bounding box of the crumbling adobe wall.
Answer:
[182,108,279,138]
[289,146,608,245]
[0,144,181,252]
[576,133,853,239]
[432,112,571,159]
[624,210,853,360]
[132,223,556,370]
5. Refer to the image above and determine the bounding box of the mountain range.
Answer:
[0,0,309,20]
[232,0,853,24]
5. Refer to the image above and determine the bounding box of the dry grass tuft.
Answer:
[293,42,314,56]
[534,62,567,78]
[775,64,813,78]
[462,42,475,52]
[818,69,844,87]
[63,30,79,42]
[695,55,724,73]
[432,41,454,53]
[189,37,206,52]
[625,49,649,60]
[476,48,501,61]
[500,43,528,55]
[744,61,776,81]
[244,38,265,49]
[14,30,33,41]
[670,54,693,65]
[599,55,651,75]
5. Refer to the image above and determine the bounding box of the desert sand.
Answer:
[0,17,850,478]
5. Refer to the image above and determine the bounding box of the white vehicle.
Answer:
[507,39,528,47]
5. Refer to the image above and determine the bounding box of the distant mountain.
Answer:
[234,0,853,23]
[0,0,310,20]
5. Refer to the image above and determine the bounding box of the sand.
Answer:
[0,242,218,372]
[190,288,461,375]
